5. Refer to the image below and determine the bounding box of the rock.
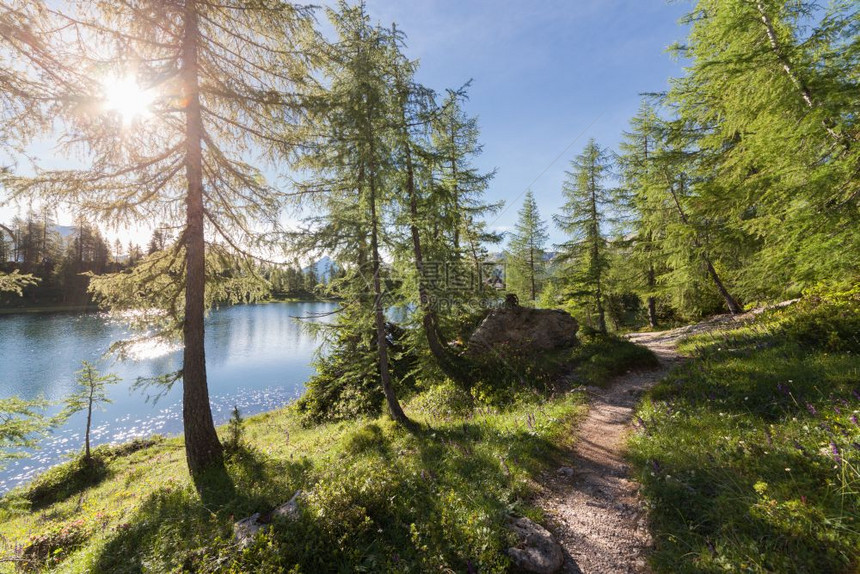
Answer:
[556,466,575,478]
[234,490,303,547]
[233,513,266,548]
[506,517,564,574]
[468,307,578,355]
[271,490,302,520]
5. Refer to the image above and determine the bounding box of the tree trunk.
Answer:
[369,170,409,425]
[754,1,842,144]
[667,181,744,315]
[180,0,223,479]
[85,384,93,460]
[405,146,448,363]
[450,128,460,252]
[703,257,744,315]
[647,296,658,328]
[647,258,658,328]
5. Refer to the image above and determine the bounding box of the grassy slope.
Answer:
[629,290,860,573]
[0,397,583,573]
[0,336,656,573]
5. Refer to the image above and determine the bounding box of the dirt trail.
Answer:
[538,318,745,574]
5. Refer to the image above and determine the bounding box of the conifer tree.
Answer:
[62,361,119,461]
[508,191,548,303]
[616,103,665,327]
[670,0,860,293]
[294,2,408,424]
[388,43,460,378]
[9,1,314,482]
[430,90,500,274]
[555,140,611,333]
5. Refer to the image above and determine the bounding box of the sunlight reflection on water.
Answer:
[0,302,335,492]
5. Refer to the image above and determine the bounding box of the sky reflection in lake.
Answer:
[0,302,335,492]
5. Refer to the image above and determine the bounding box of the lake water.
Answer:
[0,302,336,492]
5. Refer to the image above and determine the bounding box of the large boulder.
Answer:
[468,306,578,355]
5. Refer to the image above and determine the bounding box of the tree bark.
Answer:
[180,0,223,479]
[85,381,93,460]
[667,181,743,315]
[369,167,409,424]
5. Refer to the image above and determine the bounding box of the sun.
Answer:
[103,75,155,125]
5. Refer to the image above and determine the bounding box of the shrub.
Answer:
[20,518,89,570]
[224,405,245,454]
[408,380,474,421]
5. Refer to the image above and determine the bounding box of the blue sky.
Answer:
[361,0,691,246]
[2,1,691,250]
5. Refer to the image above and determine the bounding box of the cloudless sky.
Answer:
[2,0,692,250]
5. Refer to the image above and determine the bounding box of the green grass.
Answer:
[568,335,660,387]
[629,288,860,573]
[0,326,661,573]
[0,393,586,573]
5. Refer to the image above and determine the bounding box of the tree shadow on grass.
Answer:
[88,447,313,574]
[25,454,112,511]
[630,441,860,573]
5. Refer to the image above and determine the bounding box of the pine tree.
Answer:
[555,140,612,333]
[9,1,314,482]
[62,361,119,461]
[508,191,548,303]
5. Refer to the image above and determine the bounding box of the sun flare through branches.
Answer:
[102,74,155,125]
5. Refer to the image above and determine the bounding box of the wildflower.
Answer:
[851,415,859,426]
[831,442,842,464]
[806,403,818,417]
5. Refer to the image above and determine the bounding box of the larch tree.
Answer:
[294,2,408,424]
[430,89,500,276]
[508,190,548,303]
[0,0,60,294]
[388,41,464,380]
[555,139,612,333]
[9,0,314,483]
[62,361,119,461]
[616,103,665,327]
[670,0,859,295]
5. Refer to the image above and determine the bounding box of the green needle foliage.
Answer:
[507,190,548,304]
[0,396,49,467]
[62,362,119,461]
[555,139,613,333]
[5,0,315,483]
[0,268,38,295]
[669,0,860,297]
